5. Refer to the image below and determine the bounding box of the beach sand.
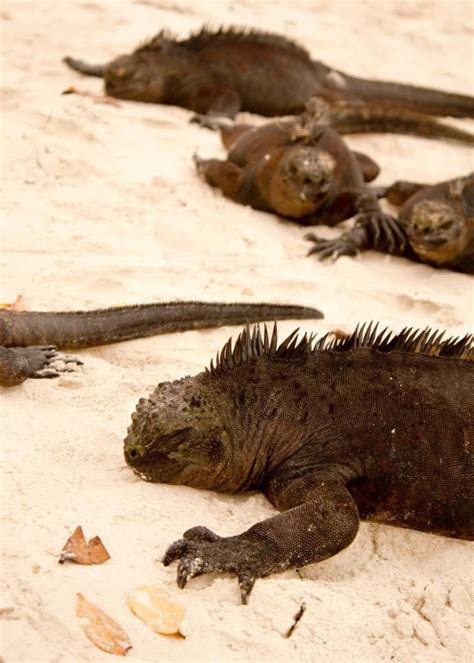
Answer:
[1,1,472,661]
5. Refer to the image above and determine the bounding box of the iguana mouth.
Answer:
[132,468,156,482]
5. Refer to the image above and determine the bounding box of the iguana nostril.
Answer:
[124,444,145,463]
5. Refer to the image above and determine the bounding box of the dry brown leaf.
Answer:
[330,328,350,340]
[87,535,112,564]
[128,586,185,636]
[59,526,110,565]
[0,295,25,310]
[76,593,132,656]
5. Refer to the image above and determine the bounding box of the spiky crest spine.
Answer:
[135,25,311,61]
[208,322,473,374]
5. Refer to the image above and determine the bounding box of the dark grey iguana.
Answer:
[63,26,474,119]
[0,300,322,387]
[306,173,474,274]
[124,323,473,603]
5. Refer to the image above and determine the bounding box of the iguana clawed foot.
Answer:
[306,212,407,261]
[27,346,83,379]
[163,525,274,604]
[306,232,360,260]
[0,345,83,387]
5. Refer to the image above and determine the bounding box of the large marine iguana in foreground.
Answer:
[0,300,322,387]
[63,27,474,119]
[306,173,474,274]
[124,323,473,604]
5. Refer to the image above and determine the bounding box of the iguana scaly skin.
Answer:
[195,105,405,251]
[63,27,474,118]
[0,300,322,387]
[124,323,473,603]
[306,173,474,274]
[197,97,474,145]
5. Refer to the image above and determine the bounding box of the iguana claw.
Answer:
[162,526,271,603]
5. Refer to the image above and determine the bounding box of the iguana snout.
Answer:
[104,54,167,102]
[281,148,335,202]
[408,199,465,263]
[124,377,230,489]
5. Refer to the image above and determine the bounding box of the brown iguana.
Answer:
[194,104,405,252]
[63,26,474,119]
[306,173,474,274]
[0,300,322,387]
[123,323,473,603]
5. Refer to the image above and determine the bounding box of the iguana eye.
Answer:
[439,220,455,230]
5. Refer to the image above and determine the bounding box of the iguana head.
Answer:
[276,147,335,218]
[123,376,231,489]
[103,53,169,102]
[407,199,467,264]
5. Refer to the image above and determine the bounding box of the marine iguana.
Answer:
[0,300,322,387]
[194,105,404,252]
[63,26,474,119]
[123,323,473,603]
[306,173,474,274]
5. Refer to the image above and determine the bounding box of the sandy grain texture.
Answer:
[1,1,473,661]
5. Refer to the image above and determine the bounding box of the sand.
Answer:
[1,1,473,661]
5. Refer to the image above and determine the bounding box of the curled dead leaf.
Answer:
[59,526,110,565]
[128,586,185,636]
[330,328,350,340]
[0,295,25,310]
[76,593,132,656]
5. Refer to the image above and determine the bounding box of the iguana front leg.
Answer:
[163,479,359,603]
[306,215,408,261]
[194,154,244,201]
[306,190,407,260]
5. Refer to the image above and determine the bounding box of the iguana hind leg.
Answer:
[382,180,428,206]
[0,346,82,387]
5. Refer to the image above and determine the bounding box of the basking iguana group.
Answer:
[5,20,471,618]
[63,26,473,272]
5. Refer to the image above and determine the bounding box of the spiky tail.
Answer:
[334,70,474,119]
[0,301,323,350]
[327,101,474,145]
[63,56,105,78]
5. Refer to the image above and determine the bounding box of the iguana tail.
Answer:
[325,101,474,145]
[333,70,474,119]
[63,56,105,78]
[0,301,323,350]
